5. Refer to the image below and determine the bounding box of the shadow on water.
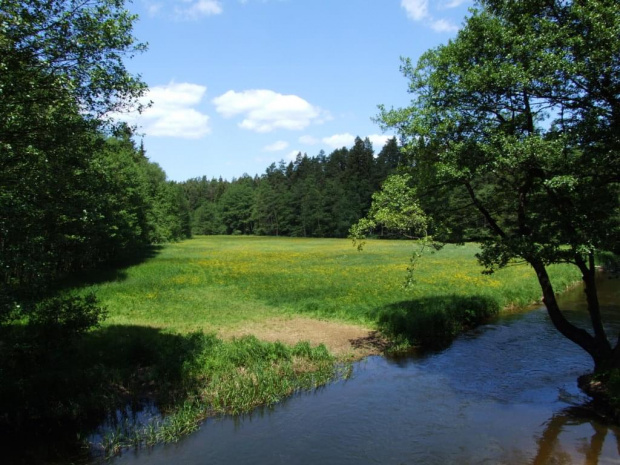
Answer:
[1,324,201,465]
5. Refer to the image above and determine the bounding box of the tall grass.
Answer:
[92,333,336,458]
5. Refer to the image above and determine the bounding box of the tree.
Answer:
[1,0,147,315]
[253,163,293,236]
[1,0,147,119]
[377,0,620,373]
[192,202,224,235]
[219,176,256,235]
[350,174,427,243]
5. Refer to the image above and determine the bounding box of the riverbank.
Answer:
[108,278,620,465]
[2,236,583,462]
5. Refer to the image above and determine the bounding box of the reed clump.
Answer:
[96,334,337,457]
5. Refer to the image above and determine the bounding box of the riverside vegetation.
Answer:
[3,235,582,462]
[3,0,618,462]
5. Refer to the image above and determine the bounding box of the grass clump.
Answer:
[2,319,337,462]
[182,335,335,415]
[375,295,501,350]
[96,333,336,458]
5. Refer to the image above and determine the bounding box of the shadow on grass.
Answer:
[372,294,501,350]
[0,323,205,464]
[57,244,164,291]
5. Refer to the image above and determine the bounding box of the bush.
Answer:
[28,293,107,344]
[377,295,500,349]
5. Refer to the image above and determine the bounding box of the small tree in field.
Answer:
[373,0,620,375]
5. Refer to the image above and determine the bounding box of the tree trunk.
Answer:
[575,253,613,363]
[530,259,616,372]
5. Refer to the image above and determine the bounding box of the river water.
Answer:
[111,277,620,465]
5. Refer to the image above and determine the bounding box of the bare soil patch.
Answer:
[220,317,388,360]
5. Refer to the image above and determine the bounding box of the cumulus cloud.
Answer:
[213,89,330,133]
[367,134,395,150]
[263,140,289,152]
[142,1,163,16]
[114,82,211,139]
[322,133,355,149]
[401,0,460,33]
[401,0,429,21]
[431,18,459,32]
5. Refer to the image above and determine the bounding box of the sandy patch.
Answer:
[220,317,389,359]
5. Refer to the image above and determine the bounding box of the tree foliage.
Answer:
[1,1,193,443]
[1,0,148,118]
[349,174,428,249]
[0,1,189,320]
[377,0,620,371]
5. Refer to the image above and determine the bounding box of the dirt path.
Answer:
[220,317,389,360]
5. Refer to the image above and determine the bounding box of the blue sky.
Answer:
[119,0,472,181]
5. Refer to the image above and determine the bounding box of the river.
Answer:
[110,277,620,465]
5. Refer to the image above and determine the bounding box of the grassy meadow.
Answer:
[82,235,580,336]
[14,235,582,459]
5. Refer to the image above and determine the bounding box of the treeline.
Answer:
[182,137,405,238]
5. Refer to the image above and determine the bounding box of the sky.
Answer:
[119,0,473,182]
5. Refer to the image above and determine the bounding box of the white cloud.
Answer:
[367,134,394,150]
[213,89,330,133]
[148,82,206,108]
[142,1,163,16]
[401,0,429,21]
[401,0,461,33]
[443,0,468,8]
[322,133,355,149]
[114,82,211,139]
[175,0,223,20]
[430,18,459,33]
[147,108,210,138]
[263,140,289,152]
[299,135,319,145]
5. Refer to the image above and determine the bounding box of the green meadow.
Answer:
[84,235,580,337]
[15,235,581,458]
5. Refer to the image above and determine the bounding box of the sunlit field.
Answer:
[81,236,581,335]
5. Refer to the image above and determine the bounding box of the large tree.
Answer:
[377,0,620,372]
[0,0,148,314]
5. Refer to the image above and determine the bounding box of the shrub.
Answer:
[377,295,500,349]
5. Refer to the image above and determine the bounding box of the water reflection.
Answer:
[109,277,620,465]
[532,407,620,465]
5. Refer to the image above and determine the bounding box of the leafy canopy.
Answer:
[378,0,620,272]
[369,0,620,372]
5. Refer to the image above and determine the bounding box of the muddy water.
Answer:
[112,277,620,465]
